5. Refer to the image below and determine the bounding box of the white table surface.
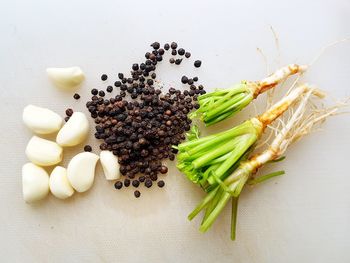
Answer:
[1,0,349,262]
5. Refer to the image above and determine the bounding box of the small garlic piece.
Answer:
[25,136,63,166]
[46,66,85,89]
[56,112,89,147]
[22,163,49,203]
[23,105,63,134]
[100,150,121,180]
[49,166,74,199]
[67,152,99,192]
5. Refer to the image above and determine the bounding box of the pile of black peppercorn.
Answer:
[85,42,205,198]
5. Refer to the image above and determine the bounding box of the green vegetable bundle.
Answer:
[176,85,314,190]
[191,64,307,126]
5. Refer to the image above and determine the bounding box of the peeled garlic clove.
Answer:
[67,152,99,192]
[22,163,49,203]
[100,150,120,180]
[25,136,63,166]
[46,66,85,90]
[23,105,63,134]
[56,112,89,147]
[49,166,74,199]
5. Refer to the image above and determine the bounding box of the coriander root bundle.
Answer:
[191,64,307,126]
[176,84,322,189]
[188,88,345,240]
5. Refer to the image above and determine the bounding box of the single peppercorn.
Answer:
[193,76,198,82]
[132,63,139,71]
[99,90,105,97]
[151,42,160,49]
[134,190,141,198]
[91,88,98,95]
[84,145,92,152]
[164,43,170,50]
[157,180,165,188]
[145,179,152,188]
[73,93,80,100]
[194,60,202,68]
[171,49,177,56]
[169,58,175,64]
[178,48,185,55]
[181,76,188,84]
[118,73,124,79]
[124,178,130,187]
[132,180,140,188]
[187,79,194,85]
[114,181,123,189]
[65,108,73,116]
[106,86,113,93]
[175,59,182,65]
[64,116,70,122]
[185,52,191,58]
[160,166,168,174]
[101,74,108,81]
[170,42,178,49]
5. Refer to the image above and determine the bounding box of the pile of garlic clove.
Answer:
[22,104,99,203]
[22,68,121,203]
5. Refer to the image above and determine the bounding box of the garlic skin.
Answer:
[67,152,99,192]
[49,166,74,199]
[100,150,121,180]
[22,163,50,203]
[46,66,85,90]
[23,105,63,134]
[25,136,63,166]
[56,112,89,147]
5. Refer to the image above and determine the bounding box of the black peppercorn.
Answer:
[91,88,98,95]
[132,63,139,71]
[106,86,113,93]
[114,181,123,189]
[164,43,170,50]
[185,52,191,58]
[151,42,160,49]
[181,76,188,84]
[124,178,130,187]
[171,49,177,56]
[160,165,168,174]
[84,145,92,152]
[194,60,202,68]
[73,93,80,100]
[157,180,165,188]
[132,180,140,188]
[178,48,185,55]
[170,42,178,49]
[134,190,141,198]
[145,179,152,188]
[101,74,108,81]
[193,76,198,82]
[65,108,73,117]
[169,58,175,64]
[99,90,105,97]
[175,59,182,65]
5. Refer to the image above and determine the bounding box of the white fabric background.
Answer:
[0,0,349,262]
